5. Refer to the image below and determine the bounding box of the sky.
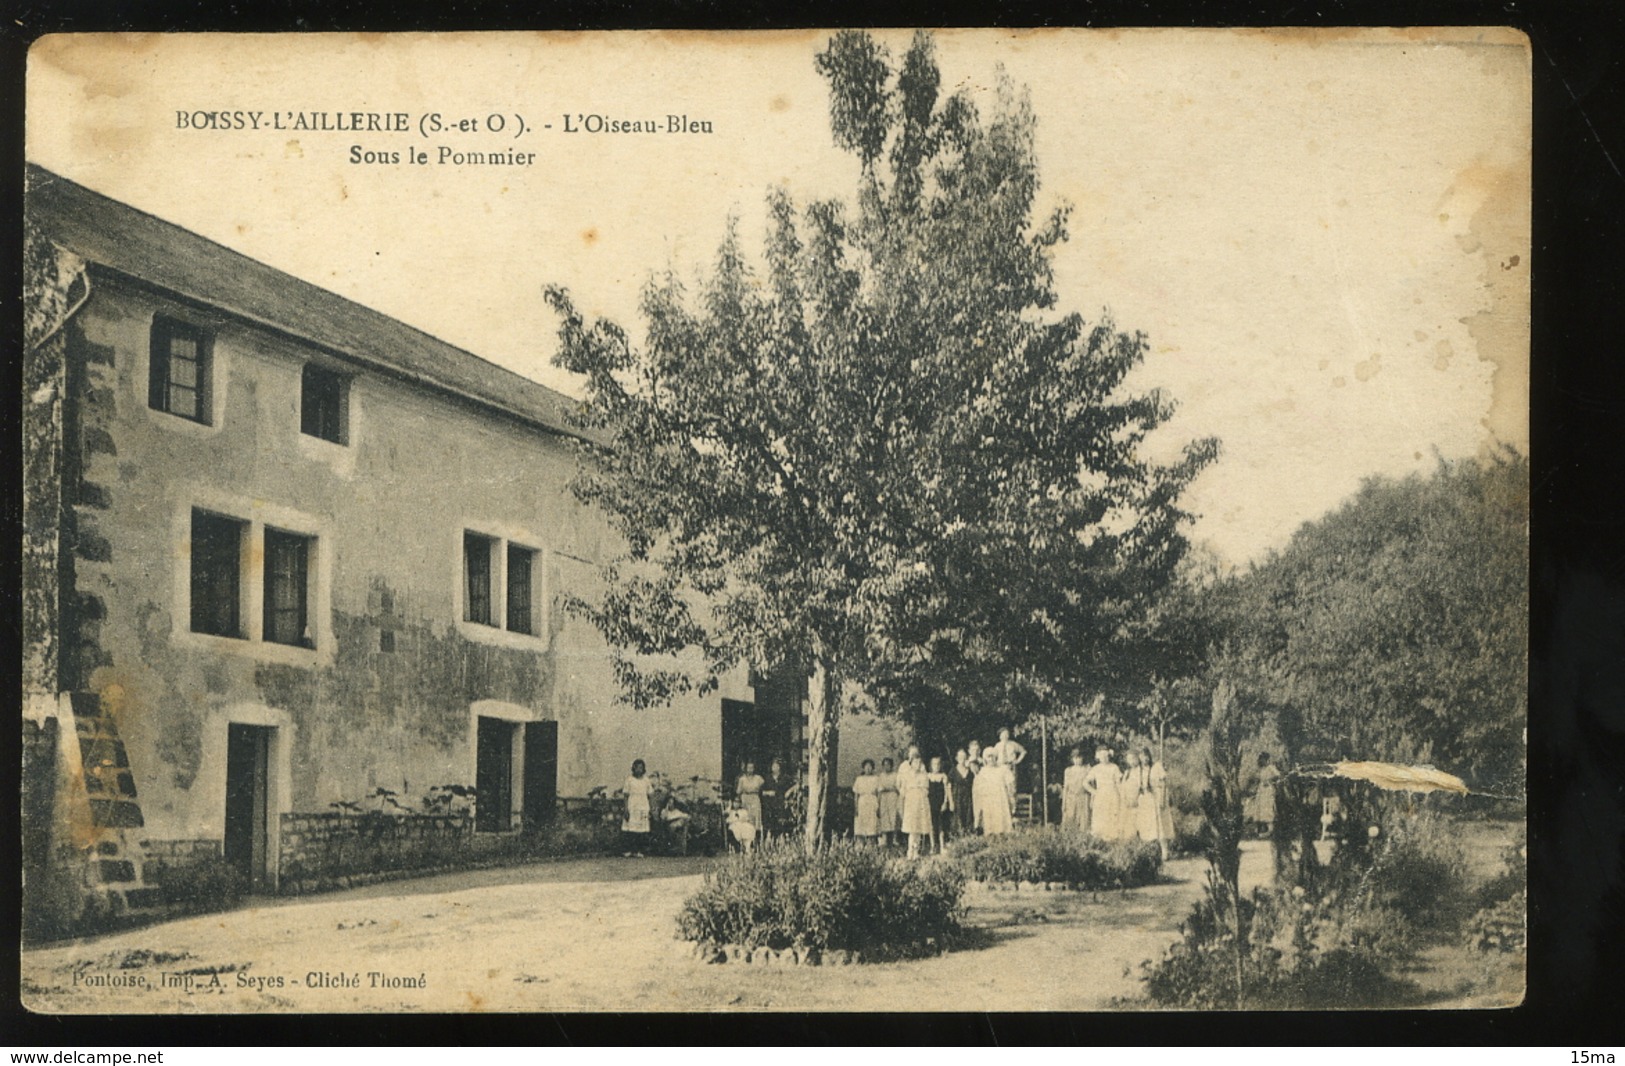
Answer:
[26,29,1531,567]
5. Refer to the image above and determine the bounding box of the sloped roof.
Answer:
[25,163,598,443]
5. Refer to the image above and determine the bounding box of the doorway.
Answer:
[475,716,517,833]
[224,724,274,891]
[522,720,558,830]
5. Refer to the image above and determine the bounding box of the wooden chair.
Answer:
[1014,793,1037,825]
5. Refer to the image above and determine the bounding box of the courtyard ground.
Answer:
[20,827,1522,1014]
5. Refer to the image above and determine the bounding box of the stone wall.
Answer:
[278,811,476,894]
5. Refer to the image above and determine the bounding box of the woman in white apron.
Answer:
[622,759,655,857]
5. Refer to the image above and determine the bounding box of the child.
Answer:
[726,803,759,853]
[852,759,881,845]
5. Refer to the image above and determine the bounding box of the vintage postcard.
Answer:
[21,28,1528,1013]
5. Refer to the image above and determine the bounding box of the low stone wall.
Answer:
[279,811,475,894]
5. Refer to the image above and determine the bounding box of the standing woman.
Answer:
[1119,749,1148,843]
[1245,752,1282,838]
[926,755,951,854]
[876,757,901,848]
[1061,748,1092,832]
[735,760,765,836]
[622,759,656,857]
[1138,746,1174,859]
[898,746,932,858]
[852,759,881,845]
[1126,749,1153,842]
[1085,747,1123,841]
[761,757,788,841]
[949,749,976,838]
[974,750,1014,835]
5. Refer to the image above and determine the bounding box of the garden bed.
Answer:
[949,830,1164,889]
[676,838,965,963]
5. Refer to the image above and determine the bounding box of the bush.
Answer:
[1463,888,1526,954]
[1142,808,1482,1008]
[1464,829,1525,954]
[675,838,965,961]
[948,830,1162,888]
[153,855,245,915]
[1140,879,1420,1009]
[23,856,97,944]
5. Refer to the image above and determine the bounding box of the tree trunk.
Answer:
[802,658,840,850]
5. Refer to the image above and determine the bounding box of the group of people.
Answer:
[851,728,1030,857]
[621,730,1178,860]
[729,757,801,850]
[1058,745,1174,859]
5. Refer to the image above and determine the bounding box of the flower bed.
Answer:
[949,829,1163,889]
[675,838,965,964]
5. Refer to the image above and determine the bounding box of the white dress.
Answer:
[852,773,881,837]
[1133,762,1175,843]
[974,765,1014,834]
[898,761,934,835]
[622,775,653,834]
[1086,762,1123,840]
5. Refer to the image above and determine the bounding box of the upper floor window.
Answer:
[191,509,245,638]
[507,544,537,635]
[300,364,349,444]
[150,316,212,423]
[264,528,314,647]
[464,532,497,626]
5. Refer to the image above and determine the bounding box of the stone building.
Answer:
[22,165,824,920]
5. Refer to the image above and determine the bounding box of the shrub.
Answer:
[949,830,1162,888]
[1141,808,1479,1008]
[1140,879,1420,1009]
[153,855,245,915]
[1464,829,1525,954]
[1463,888,1526,954]
[23,855,97,944]
[675,838,965,960]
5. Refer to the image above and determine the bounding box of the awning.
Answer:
[1305,760,1471,795]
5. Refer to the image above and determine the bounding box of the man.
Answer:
[990,726,1027,802]
[989,726,1027,770]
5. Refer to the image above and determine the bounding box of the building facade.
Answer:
[22,166,818,918]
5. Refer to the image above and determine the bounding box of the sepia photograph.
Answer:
[20,27,1529,1014]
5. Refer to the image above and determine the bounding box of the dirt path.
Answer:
[23,847,1274,1014]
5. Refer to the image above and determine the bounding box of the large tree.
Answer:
[546,31,1217,839]
[1197,449,1529,791]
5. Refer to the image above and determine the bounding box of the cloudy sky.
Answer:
[27,29,1530,567]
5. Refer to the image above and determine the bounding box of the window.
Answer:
[150,316,211,423]
[191,509,245,637]
[300,364,348,444]
[263,528,313,647]
[506,544,536,635]
[464,532,496,626]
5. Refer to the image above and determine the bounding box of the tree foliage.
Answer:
[546,31,1217,834]
[1197,449,1528,790]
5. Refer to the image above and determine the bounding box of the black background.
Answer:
[2,0,1621,1047]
